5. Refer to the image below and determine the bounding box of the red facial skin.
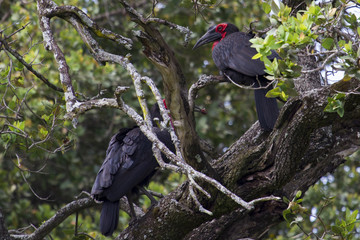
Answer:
[212,23,228,50]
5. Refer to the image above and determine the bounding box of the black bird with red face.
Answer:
[193,23,279,131]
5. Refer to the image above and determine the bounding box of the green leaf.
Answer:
[347,222,355,232]
[11,121,25,132]
[14,61,24,71]
[19,121,25,131]
[8,95,18,110]
[351,13,357,24]
[252,52,262,59]
[39,127,48,139]
[347,233,354,240]
[282,208,292,222]
[13,76,24,87]
[282,5,292,18]
[338,40,346,47]
[350,210,358,222]
[270,17,278,25]
[346,209,358,225]
[1,133,15,147]
[266,87,281,98]
[344,41,353,52]
[0,66,10,78]
[337,107,344,117]
[341,219,347,227]
[271,0,280,15]
[322,38,334,50]
[331,225,344,235]
[324,93,346,117]
[283,196,290,203]
[335,93,346,100]
[41,113,53,124]
[262,2,271,14]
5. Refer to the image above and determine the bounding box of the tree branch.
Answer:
[145,17,193,46]
[188,74,225,114]
[37,0,76,113]
[10,197,97,240]
[115,79,360,239]
[39,5,132,49]
[0,35,63,92]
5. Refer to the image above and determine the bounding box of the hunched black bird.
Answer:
[91,104,174,236]
[193,23,280,131]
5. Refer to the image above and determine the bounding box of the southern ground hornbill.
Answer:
[91,104,174,236]
[193,23,280,131]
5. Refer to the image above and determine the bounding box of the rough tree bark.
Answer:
[115,79,360,240]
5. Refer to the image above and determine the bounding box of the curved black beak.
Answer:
[193,26,222,50]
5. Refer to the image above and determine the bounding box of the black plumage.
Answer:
[193,23,280,131]
[91,104,174,236]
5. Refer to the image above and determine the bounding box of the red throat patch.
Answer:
[212,41,219,50]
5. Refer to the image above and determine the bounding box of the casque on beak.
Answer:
[193,26,222,50]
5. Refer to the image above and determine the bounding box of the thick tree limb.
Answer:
[114,79,360,240]
[10,198,97,240]
[9,195,145,240]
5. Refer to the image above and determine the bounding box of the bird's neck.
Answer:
[212,41,219,50]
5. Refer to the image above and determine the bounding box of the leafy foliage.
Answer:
[324,93,346,117]
[268,152,360,239]
[251,0,360,102]
[279,186,360,239]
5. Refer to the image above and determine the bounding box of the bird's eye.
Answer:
[217,26,223,31]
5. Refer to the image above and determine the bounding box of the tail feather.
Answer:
[100,200,119,236]
[254,81,279,131]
